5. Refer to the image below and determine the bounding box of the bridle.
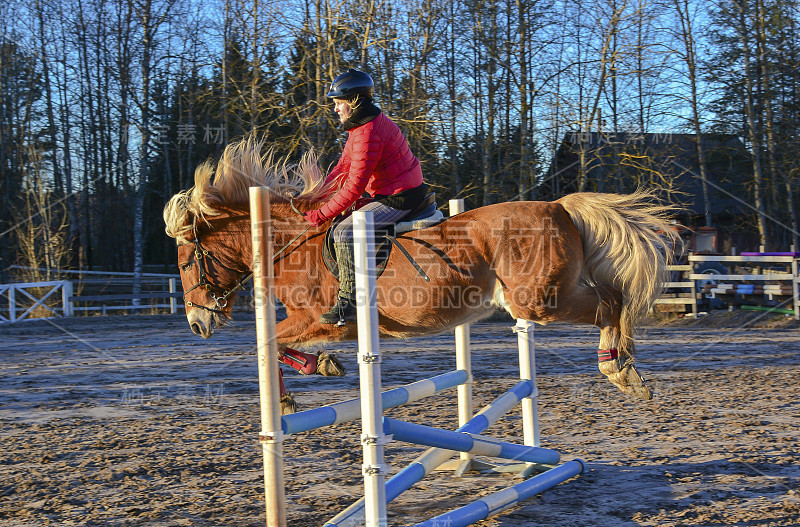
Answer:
[181,216,251,314]
[181,207,312,314]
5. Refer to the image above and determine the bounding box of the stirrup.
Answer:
[319,298,357,325]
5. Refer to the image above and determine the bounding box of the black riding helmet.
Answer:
[327,69,374,99]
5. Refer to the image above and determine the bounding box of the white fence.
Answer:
[0,281,73,323]
[655,254,800,319]
[6,253,798,324]
[67,278,183,315]
[0,275,186,324]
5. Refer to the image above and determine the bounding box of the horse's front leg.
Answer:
[274,315,347,377]
[269,314,346,415]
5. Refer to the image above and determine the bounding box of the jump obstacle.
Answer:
[249,187,585,527]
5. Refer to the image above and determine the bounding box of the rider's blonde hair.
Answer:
[333,87,373,111]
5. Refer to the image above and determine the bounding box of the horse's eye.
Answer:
[181,262,193,271]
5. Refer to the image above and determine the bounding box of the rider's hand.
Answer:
[304,209,326,227]
[353,197,372,210]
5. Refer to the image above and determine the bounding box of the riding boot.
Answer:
[319,242,358,325]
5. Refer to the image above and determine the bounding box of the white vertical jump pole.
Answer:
[353,210,389,527]
[249,187,287,527]
[449,199,474,475]
[515,318,540,478]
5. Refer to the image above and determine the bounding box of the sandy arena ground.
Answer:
[1,311,799,526]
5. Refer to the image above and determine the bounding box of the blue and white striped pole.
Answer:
[413,459,586,527]
[281,369,468,435]
[323,380,535,527]
[382,418,560,465]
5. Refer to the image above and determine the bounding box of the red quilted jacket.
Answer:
[317,113,423,220]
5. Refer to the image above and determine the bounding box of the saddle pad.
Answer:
[396,209,444,233]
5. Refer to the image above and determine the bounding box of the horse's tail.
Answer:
[558,190,678,359]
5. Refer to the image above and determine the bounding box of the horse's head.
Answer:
[175,211,252,338]
[163,135,334,338]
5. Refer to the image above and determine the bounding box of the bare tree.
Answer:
[13,147,70,284]
[672,0,713,227]
[731,0,769,247]
[570,0,629,191]
[436,0,465,195]
[6,0,800,280]
[755,0,797,248]
[129,0,178,301]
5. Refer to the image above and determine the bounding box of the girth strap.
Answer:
[384,235,430,282]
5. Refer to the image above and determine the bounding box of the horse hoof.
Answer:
[280,392,297,415]
[598,359,653,401]
[316,350,346,377]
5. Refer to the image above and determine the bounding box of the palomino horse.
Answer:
[164,137,677,412]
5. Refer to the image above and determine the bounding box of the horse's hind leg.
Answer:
[592,292,653,401]
[509,284,652,400]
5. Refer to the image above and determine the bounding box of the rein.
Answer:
[183,212,311,314]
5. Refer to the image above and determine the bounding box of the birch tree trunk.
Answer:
[35,0,63,196]
[444,0,461,194]
[131,0,176,302]
[132,0,154,305]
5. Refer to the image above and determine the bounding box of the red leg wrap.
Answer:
[279,347,318,375]
[278,367,287,396]
[597,348,619,362]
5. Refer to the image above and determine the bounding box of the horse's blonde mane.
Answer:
[164,136,334,243]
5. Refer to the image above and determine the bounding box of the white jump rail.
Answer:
[353,209,389,525]
[249,191,584,527]
[450,199,475,475]
[250,187,287,527]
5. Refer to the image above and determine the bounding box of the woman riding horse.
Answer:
[305,69,429,325]
[164,95,678,414]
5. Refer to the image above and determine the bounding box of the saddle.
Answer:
[322,193,444,279]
